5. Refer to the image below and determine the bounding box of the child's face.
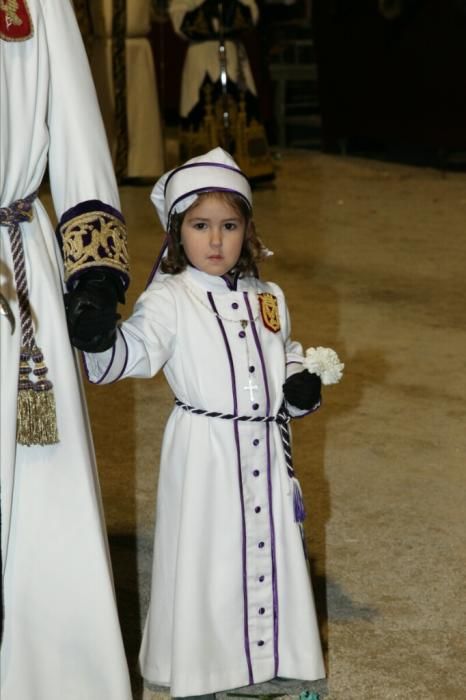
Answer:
[180,194,248,276]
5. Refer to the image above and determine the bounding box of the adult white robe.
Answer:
[169,0,259,118]
[89,0,165,178]
[0,2,132,699]
[85,266,325,696]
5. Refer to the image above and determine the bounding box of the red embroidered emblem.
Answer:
[258,293,281,333]
[0,0,33,41]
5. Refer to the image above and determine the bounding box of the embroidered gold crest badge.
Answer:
[0,0,33,41]
[258,293,280,333]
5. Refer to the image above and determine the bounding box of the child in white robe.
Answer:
[84,147,326,698]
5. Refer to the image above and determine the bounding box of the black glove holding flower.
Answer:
[283,370,321,410]
[65,269,125,352]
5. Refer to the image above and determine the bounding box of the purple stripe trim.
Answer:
[221,270,240,291]
[81,342,116,385]
[81,351,94,383]
[114,328,129,382]
[286,360,303,367]
[58,199,125,227]
[207,292,253,685]
[146,237,168,288]
[290,398,322,419]
[164,161,249,194]
[233,420,254,686]
[244,295,270,416]
[167,187,251,224]
[98,342,117,384]
[266,421,279,675]
[208,293,238,414]
[245,293,280,676]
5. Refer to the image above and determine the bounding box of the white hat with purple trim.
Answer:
[150,147,252,231]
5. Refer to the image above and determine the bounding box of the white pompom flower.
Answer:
[303,347,344,386]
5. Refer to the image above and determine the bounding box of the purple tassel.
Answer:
[292,477,306,523]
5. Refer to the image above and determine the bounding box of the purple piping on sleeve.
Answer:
[245,293,280,676]
[81,351,92,382]
[207,292,254,685]
[290,399,321,419]
[97,342,117,384]
[81,342,116,385]
[286,360,303,367]
[114,328,129,382]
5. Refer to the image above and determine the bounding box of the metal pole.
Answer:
[217,0,232,148]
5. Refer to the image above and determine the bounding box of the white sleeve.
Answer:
[43,0,120,218]
[83,282,177,384]
[168,0,195,37]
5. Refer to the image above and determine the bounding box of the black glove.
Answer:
[65,269,124,352]
[283,370,321,410]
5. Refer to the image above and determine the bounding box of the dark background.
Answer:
[150,0,466,162]
[312,0,466,161]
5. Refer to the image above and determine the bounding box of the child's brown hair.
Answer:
[160,191,267,277]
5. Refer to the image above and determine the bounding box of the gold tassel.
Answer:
[16,346,59,446]
[17,387,59,446]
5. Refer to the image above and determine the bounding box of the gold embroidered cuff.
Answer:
[59,208,130,287]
